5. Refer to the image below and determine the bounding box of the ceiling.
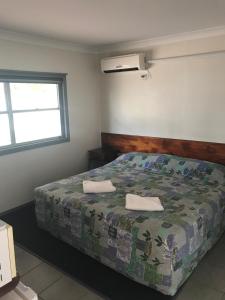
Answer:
[0,0,225,48]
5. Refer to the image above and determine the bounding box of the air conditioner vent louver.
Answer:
[104,67,139,73]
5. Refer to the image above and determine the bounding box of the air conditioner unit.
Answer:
[101,53,145,73]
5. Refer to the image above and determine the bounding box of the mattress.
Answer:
[35,152,225,295]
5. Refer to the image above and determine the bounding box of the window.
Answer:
[0,70,70,155]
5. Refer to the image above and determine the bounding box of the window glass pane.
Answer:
[0,114,11,146]
[14,110,62,143]
[10,83,59,110]
[0,83,6,111]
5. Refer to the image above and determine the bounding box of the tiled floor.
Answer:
[15,245,104,300]
[15,234,225,300]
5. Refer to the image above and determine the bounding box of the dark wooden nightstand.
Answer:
[88,148,119,170]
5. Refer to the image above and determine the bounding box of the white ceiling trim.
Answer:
[99,25,225,53]
[0,26,225,55]
[0,28,98,54]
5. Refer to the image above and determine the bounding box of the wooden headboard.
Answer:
[101,132,225,165]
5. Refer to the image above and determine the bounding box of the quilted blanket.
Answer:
[35,152,225,295]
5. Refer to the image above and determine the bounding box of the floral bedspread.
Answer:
[35,152,225,295]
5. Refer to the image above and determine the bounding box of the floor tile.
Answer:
[40,275,89,300]
[21,262,62,293]
[79,290,105,300]
[190,258,225,293]
[15,245,41,276]
[175,275,223,300]
[203,237,225,269]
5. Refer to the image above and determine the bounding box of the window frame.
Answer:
[0,69,70,156]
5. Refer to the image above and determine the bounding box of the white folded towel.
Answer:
[83,180,116,193]
[125,194,164,211]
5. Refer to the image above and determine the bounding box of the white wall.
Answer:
[1,33,225,213]
[101,34,225,143]
[0,39,101,213]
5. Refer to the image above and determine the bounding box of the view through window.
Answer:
[0,71,69,154]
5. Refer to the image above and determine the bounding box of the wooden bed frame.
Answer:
[101,132,225,165]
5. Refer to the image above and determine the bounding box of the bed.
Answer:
[34,149,225,296]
